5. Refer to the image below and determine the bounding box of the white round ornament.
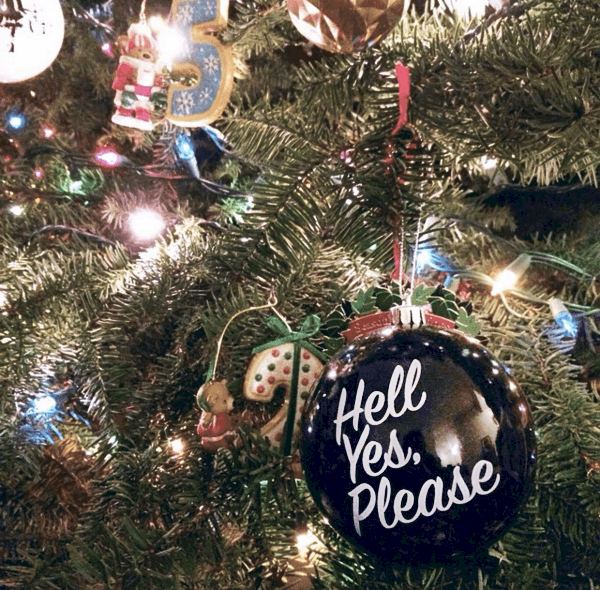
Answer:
[0,0,65,84]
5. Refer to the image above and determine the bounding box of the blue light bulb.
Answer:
[416,248,433,271]
[6,111,27,133]
[176,132,195,160]
[175,132,200,179]
[33,395,56,414]
[549,298,578,338]
[555,311,578,337]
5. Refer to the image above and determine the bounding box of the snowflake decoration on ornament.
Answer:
[198,88,212,104]
[176,4,195,25]
[203,54,219,75]
[175,91,195,115]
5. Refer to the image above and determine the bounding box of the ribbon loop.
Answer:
[252,314,325,359]
[392,62,410,135]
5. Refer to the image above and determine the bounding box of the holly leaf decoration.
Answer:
[352,288,378,315]
[428,286,463,321]
[411,285,436,307]
[455,307,480,336]
[374,288,402,311]
[430,295,460,321]
[322,309,347,337]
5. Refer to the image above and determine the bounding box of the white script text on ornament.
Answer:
[348,463,500,535]
[332,359,501,535]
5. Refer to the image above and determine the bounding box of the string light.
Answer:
[175,132,200,179]
[296,527,319,558]
[33,168,44,179]
[480,154,508,185]
[444,275,460,291]
[41,125,55,138]
[549,298,578,337]
[169,438,185,454]
[94,147,122,167]
[414,216,439,272]
[416,248,433,269]
[445,0,505,19]
[101,42,115,57]
[157,26,186,64]
[33,395,57,414]
[148,15,167,33]
[9,204,24,215]
[490,253,531,296]
[480,155,498,171]
[5,111,27,133]
[129,208,166,242]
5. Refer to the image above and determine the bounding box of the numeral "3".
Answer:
[166,0,234,127]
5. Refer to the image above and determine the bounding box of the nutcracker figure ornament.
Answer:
[111,20,164,131]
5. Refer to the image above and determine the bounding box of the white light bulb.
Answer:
[491,254,531,296]
[95,148,121,167]
[41,125,55,138]
[490,269,517,296]
[296,529,318,556]
[157,27,186,64]
[170,438,185,454]
[0,0,65,83]
[129,209,166,241]
[9,204,24,215]
[148,15,167,33]
[34,395,56,413]
[480,155,498,171]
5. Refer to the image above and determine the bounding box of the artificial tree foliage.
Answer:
[2,0,600,588]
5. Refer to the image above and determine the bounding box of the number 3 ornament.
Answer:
[112,0,234,130]
[300,305,536,564]
[166,0,234,127]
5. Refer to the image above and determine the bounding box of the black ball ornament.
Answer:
[300,324,536,564]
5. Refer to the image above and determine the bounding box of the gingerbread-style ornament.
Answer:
[243,342,323,449]
[243,315,325,455]
[244,342,323,402]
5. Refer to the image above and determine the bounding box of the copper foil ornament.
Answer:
[287,0,405,53]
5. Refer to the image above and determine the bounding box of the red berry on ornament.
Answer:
[243,343,323,450]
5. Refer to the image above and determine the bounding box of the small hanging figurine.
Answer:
[196,379,239,453]
[194,294,328,460]
[111,11,164,131]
